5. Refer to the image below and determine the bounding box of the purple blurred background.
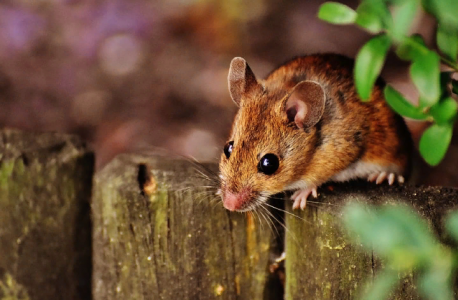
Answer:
[0,0,455,185]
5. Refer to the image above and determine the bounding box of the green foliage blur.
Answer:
[318,1,458,298]
[318,0,458,166]
[343,203,457,300]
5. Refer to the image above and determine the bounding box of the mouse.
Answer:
[218,53,412,211]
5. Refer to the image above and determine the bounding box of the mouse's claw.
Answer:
[367,172,404,185]
[291,186,318,210]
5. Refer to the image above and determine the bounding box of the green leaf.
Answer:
[375,206,437,264]
[355,34,391,101]
[343,203,375,245]
[360,269,399,300]
[437,24,458,62]
[343,203,437,267]
[422,0,458,32]
[384,85,427,120]
[318,2,357,24]
[410,51,440,106]
[418,268,454,300]
[391,0,419,41]
[419,123,453,166]
[396,35,428,61]
[445,211,458,243]
[355,1,391,33]
[420,71,453,108]
[430,97,458,124]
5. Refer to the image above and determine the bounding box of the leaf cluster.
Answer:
[343,203,458,300]
[319,0,458,165]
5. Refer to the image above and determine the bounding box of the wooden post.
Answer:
[4,129,458,299]
[92,154,281,300]
[284,181,458,299]
[0,129,93,300]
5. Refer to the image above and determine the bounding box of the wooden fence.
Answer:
[1,129,457,299]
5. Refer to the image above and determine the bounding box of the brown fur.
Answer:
[219,54,412,211]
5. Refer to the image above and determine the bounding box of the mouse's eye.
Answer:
[224,141,234,159]
[258,154,279,175]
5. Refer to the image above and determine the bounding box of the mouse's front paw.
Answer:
[291,186,318,210]
[367,172,405,185]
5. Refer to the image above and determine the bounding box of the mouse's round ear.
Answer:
[228,57,263,106]
[285,81,325,129]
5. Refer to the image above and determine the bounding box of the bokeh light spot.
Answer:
[99,34,144,76]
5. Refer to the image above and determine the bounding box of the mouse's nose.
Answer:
[222,188,252,211]
[223,191,240,211]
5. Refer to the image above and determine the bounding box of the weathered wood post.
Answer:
[92,154,282,299]
[285,182,458,299]
[4,129,458,299]
[0,129,94,299]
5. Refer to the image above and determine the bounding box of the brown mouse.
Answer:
[218,54,412,211]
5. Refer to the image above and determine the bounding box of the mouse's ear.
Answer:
[228,57,263,106]
[285,80,325,129]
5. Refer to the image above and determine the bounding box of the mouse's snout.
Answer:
[222,187,253,211]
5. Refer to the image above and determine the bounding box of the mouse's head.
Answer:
[219,57,326,211]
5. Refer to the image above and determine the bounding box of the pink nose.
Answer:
[223,189,251,211]
[223,191,240,211]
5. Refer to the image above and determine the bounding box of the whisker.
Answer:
[261,201,308,223]
[259,204,299,244]
[268,194,343,208]
[258,203,283,238]
[259,207,277,236]
[193,168,220,184]
[252,209,265,232]
[306,200,342,207]
[211,197,223,209]
[256,201,278,236]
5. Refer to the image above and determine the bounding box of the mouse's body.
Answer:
[219,54,412,211]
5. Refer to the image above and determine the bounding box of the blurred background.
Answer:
[0,0,455,185]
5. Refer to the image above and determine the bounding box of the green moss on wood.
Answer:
[92,154,276,300]
[285,182,458,299]
[0,129,93,300]
[0,273,30,300]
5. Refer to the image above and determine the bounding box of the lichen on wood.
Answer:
[0,129,93,300]
[4,129,458,300]
[285,181,458,300]
[92,154,279,300]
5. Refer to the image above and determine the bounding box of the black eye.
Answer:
[258,154,279,175]
[224,141,234,159]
